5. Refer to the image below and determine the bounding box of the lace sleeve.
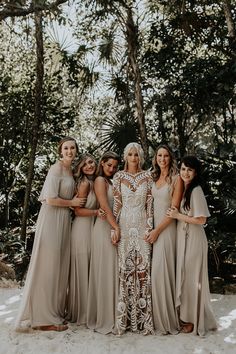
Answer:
[145,172,153,236]
[113,172,122,223]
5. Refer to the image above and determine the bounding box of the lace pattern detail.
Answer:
[113,171,154,334]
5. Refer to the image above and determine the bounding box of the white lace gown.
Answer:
[113,170,154,334]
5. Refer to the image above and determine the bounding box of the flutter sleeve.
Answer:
[113,171,122,223]
[191,186,210,218]
[145,171,153,236]
[38,163,62,202]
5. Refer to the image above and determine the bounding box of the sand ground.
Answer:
[0,287,235,354]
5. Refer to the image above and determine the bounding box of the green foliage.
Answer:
[99,107,139,155]
[0,227,32,281]
[0,0,235,283]
[198,146,236,282]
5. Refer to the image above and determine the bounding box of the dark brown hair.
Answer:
[96,151,120,177]
[181,155,202,210]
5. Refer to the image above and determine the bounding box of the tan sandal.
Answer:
[180,323,193,333]
[33,324,68,332]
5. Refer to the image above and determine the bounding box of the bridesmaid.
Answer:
[87,151,120,334]
[167,155,217,336]
[15,137,85,332]
[146,144,183,334]
[66,153,105,325]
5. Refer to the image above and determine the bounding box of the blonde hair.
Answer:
[73,153,97,190]
[123,142,144,171]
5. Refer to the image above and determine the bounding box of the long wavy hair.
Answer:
[123,142,144,171]
[181,155,203,210]
[96,151,120,178]
[73,153,97,191]
[152,144,178,184]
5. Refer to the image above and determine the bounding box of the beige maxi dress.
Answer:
[15,161,75,329]
[151,181,179,334]
[176,186,217,336]
[66,191,97,324]
[87,182,118,334]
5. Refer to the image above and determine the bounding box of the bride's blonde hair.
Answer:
[123,142,144,171]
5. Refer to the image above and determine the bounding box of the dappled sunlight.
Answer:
[211,295,224,302]
[5,294,21,305]
[224,333,236,344]
[0,292,21,323]
[193,349,204,354]
[4,317,14,323]
[0,310,12,317]
[218,309,236,331]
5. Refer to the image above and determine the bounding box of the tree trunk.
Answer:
[176,108,188,157]
[125,7,149,160]
[20,11,44,241]
[222,0,236,49]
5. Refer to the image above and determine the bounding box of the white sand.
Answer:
[0,287,235,354]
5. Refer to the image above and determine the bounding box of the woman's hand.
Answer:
[97,208,106,220]
[111,228,120,245]
[145,229,159,244]
[71,196,87,207]
[166,206,179,219]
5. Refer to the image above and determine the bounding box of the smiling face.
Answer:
[126,148,140,169]
[180,162,196,185]
[156,147,171,170]
[102,158,118,178]
[60,140,77,163]
[81,157,96,176]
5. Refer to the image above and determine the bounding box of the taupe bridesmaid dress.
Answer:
[176,186,217,336]
[15,161,75,329]
[87,182,118,334]
[151,180,179,334]
[66,190,97,324]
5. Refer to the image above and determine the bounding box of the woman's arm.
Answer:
[146,175,184,244]
[95,177,120,243]
[73,180,99,217]
[167,185,208,225]
[167,207,206,225]
[46,196,86,208]
[113,172,122,223]
[144,173,154,240]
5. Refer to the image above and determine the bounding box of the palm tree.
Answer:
[83,0,150,159]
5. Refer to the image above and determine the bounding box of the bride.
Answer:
[113,142,154,335]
